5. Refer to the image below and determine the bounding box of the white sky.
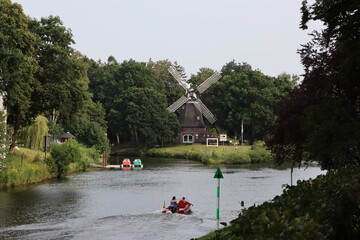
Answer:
[14,0,320,77]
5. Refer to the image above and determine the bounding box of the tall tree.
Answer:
[109,87,178,146]
[89,59,161,143]
[267,0,360,170]
[18,115,48,150]
[208,62,287,144]
[28,16,86,124]
[148,59,184,106]
[0,0,38,150]
[189,68,216,87]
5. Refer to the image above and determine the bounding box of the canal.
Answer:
[0,157,324,240]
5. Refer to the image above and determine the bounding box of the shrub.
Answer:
[32,154,42,163]
[46,140,83,178]
[226,152,251,164]
[249,145,271,163]
[0,170,8,188]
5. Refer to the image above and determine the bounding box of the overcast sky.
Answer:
[15,0,320,77]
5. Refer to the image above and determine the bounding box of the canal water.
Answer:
[0,157,324,240]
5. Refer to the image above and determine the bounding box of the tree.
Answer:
[148,59,184,106]
[88,59,160,144]
[267,0,360,170]
[0,0,39,150]
[189,67,216,87]
[18,115,48,150]
[207,62,286,144]
[28,16,86,124]
[109,87,178,146]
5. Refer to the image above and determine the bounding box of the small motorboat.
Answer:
[121,158,132,170]
[132,159,143,169]
[162,203,192,215]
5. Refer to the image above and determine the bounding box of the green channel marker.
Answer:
[213,168,223,230]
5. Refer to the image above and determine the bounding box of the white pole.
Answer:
[241,119,244,145]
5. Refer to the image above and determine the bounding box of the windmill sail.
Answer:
[166,64,220,125]
[196,98,217,124]
[168,66,189,91]
[167,95,188,112]
[197,72,221,94]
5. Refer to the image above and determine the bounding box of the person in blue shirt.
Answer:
[168,196,178,213]
[170,196,178,208]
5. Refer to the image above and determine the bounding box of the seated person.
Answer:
[177,197,192,208]
[170,196,178,208]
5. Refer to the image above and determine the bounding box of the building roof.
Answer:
[60,132,76,139]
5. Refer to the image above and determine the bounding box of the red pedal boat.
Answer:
[121,158,132,170]
[162,203,192,214]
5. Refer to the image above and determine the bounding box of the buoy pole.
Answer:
[216,177,220,230]
[214,168,224,230]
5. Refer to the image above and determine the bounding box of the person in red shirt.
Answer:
[177,197,193,208]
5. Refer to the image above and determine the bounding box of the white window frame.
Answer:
[183,134,194,143]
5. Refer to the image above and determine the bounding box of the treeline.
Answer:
[88,59,297,146]
[0,0,107,153]
[0,0,297,152]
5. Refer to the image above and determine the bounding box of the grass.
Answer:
[0,145,102,189]
[145,141,271,164]
[1,148,52,188]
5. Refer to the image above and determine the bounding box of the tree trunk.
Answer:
[132,126,139,146]
[9,115,21,151]
[116,134,120,145]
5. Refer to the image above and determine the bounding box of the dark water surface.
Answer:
[0,158,324,240]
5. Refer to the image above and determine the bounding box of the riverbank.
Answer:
[0,146,101,189]
[195,166,360,239]
[144,142,271,164]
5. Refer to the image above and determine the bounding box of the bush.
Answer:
[0,170,8,188]
[249,145,271,163]
[226,152,251,164]
[46,140,83,178]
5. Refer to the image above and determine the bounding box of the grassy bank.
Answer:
[0,146,101,189]
[0,148,52,188]
[195,166,360,240]
[145,142,271,164]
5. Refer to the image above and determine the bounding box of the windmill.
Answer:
[167,65,221,143]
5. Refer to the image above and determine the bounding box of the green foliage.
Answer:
[148,59,183,105]
[0,0,39,150]
[46,139,83,178]
[0,110,9,171]
[0,148,51,189]
[1,145,99,189]
[267,0,360,170]
[109,86,178,146]
[18,115,48,150]
[207,61,293,144]
[249,142,271,163]
[47,120,64,136]
[201,166,360,240]
[145,145,270,164]
[64,100,108,152]
[28,16,86,124]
